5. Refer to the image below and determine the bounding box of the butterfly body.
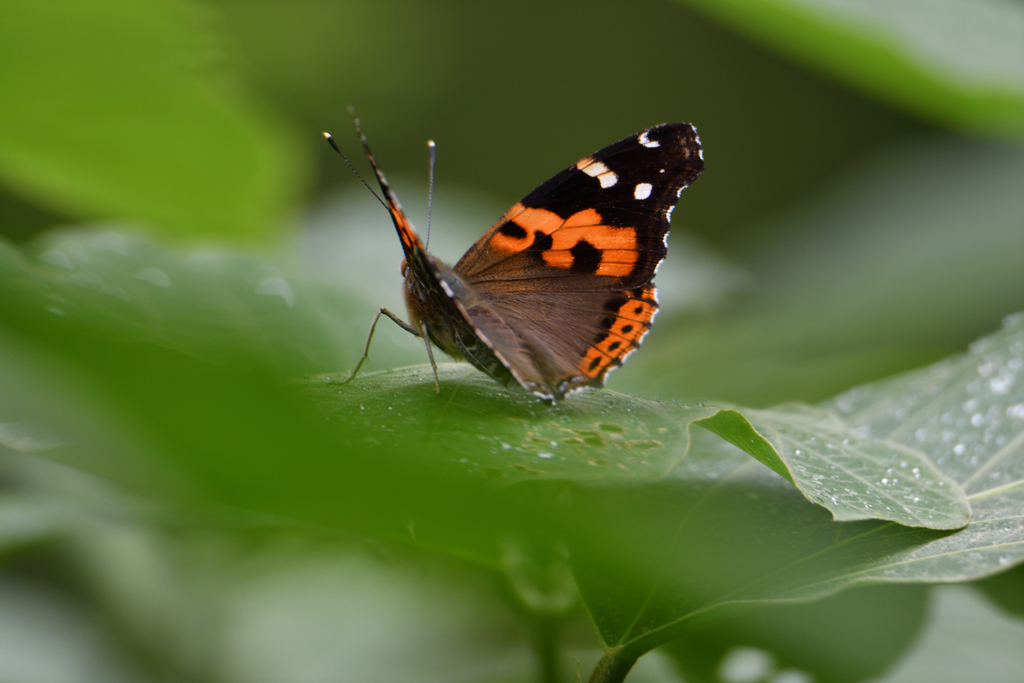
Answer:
[335,120,704,401]
[402,251,518,388]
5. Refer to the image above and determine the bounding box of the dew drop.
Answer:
[990,374,1015,395]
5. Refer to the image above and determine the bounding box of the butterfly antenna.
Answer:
[321,131,387,210]
[426,140,436,248]
[347,106,407,214]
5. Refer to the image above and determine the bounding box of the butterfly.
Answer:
[325,115,704,401]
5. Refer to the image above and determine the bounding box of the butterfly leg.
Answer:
[419,321,441,395]
[333,307,419,386]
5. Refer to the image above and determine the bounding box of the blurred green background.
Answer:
[1,0,1023,681]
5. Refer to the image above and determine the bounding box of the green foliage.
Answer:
[1,1,1023,682]
[0,0,300,239]
[681,0,1024,139]
[1,226,1022,681]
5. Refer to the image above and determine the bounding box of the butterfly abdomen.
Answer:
[402,251,518,388]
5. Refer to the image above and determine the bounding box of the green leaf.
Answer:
[306,366,715,483]
[680,0,1024,138]
[0,0,301,239]
[828,312,1024,504]
[699,404,970,528]
[307,369,969,529]
[566,313,1024,661]
[0,229,371,375]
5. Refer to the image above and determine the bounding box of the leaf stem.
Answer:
[587,649,637,683]
[530,615,562,683]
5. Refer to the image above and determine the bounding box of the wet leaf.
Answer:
[308,369,970,530]
[567,314,1024,660]
[306,366,714,483]
[700,405,969,528]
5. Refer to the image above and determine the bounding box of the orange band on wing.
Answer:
[488,206,640,277]
[547,226,638,250]
[488,203,564,253]
[563,208,602,228]
[577,286,659,378]
[578,346,616,378]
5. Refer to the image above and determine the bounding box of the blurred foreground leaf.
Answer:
[0,0,300,239]
[0,229,363,374]
[1,228,1022,681]
[681,0,1024,138]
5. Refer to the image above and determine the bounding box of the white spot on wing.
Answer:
[582,160,619,188]
[676,185,688,197]
[666,205,675,221]
[638,131,660,148]
[634,183,653,200]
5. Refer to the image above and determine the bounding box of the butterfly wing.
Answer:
[452,123,704,398]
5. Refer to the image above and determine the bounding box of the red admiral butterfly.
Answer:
[325,117,704,401]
